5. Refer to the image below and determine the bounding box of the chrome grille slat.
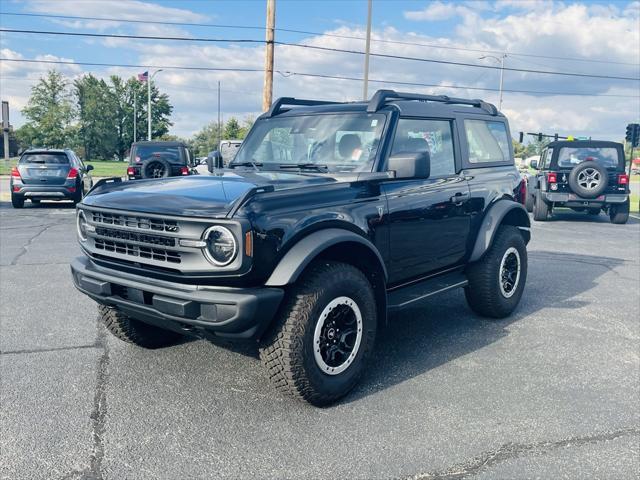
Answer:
[92,211,179,233]
[94,238,181,264]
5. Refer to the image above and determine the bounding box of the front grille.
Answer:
[94,238,181,264]
[95,226,175,247]
[92,211,179,233]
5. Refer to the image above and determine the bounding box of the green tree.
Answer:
[20,70,76,148]
[75,74,118,160]
[189,121,223,156]
[223,117,242,140]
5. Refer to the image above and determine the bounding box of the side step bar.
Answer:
[387,271,468,312]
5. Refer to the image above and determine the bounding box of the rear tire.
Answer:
[609,200,629,224]
[98,304,182,348]
[525,191,534,213]
[11,194,24,209]
[465,226,527,319]
[259,261,377,406]
[533,191,550,221]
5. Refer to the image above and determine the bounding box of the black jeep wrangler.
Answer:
[127,141,195,180]
[527,140,630,224]
[71,90,530,405]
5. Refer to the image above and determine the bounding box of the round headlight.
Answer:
[76,210,88,242]
[204,226,237,266]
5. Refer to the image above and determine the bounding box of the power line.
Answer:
[2,28,638,81]
[2,11,638,67]
[2,57,638,98]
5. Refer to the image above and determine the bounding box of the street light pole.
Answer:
[148,69,163,140]
[479,54,506,110]
[362,0,372,101]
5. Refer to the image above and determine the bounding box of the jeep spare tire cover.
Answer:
[568,161,608,198]
[141,158,171,179]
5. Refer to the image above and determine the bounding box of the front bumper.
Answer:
[71,256,284,340]
[541,192,628,207]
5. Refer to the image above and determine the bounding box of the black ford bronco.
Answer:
[71,90,530,405]
[526,140,630,224]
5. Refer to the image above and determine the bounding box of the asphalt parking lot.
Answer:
[1,193,639,479]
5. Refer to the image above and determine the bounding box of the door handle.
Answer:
[450,192,470,205]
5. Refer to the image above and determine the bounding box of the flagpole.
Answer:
[147,69,162,141]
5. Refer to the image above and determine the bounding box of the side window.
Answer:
[544,148,553,168]
[390,118,456,177]
[464,119,510,164]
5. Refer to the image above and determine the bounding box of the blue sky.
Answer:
[1,0,639,141]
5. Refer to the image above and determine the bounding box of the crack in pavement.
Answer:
[9,222,58,266]
[409,426,640,480]
[0,343,100,355]
[58,318,110,480]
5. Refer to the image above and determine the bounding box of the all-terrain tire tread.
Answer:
[259,262,373,405]
[98,304,179,349]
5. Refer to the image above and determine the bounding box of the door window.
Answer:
[464,120,510,164]
[391,119,456,177]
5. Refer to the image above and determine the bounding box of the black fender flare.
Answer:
[469,200,531,262]
[264,228,388,286]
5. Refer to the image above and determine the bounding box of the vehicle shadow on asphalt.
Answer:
[541,208,639,224]
[344,250,626,404]
[0,200,76,210]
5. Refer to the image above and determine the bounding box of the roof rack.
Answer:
[367,89,499,115]
[265,97,343,117]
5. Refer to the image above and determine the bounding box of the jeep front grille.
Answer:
[92,211,179,233]
[94,238,182,263]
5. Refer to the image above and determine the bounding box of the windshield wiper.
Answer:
[229,161,263,169]
[278,163,328,172]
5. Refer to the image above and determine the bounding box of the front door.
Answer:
[383,118,471,285]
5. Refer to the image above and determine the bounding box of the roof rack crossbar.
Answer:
[367,89,498,115]
[266,97,343,117]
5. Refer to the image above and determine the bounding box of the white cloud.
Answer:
[404,1,462,21]
[3,1,639,141]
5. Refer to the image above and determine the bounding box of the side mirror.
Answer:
[86,164,94,172]
[206,150,223,173]
[530,159,538,169]
[387,151,430,179]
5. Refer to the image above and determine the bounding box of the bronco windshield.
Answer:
[557,147,621,169]
[232,113,386,172]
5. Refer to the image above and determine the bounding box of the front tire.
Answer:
[98,305,182,348]
[259,261,377,406]
[465,226,528,319]
[609,199,629,224]
[533,191,550,221]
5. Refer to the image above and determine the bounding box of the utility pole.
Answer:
[148,69,162,140]
[363,0,372,101]
[217,80,221,148]
[133,93,137,143]
[1,101,9,160]
[262,0,276,112]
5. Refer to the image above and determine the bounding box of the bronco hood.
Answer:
[81,171,340,218]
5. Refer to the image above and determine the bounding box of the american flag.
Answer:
[138,71,148,82]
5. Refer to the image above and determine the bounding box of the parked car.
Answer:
[126,141,195,180]
[527,140,630,223]
[10,148,93,208]
[71,90,530,405]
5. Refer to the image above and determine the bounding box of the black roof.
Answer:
[546,140,623,149]
[261,89,502,120]
[131,141,187,147]
[22,148,71,154]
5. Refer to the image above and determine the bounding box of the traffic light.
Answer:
[537,133,543,142]
[626,123,640,147]
[554,133,559,141]
[518,132,524,143]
